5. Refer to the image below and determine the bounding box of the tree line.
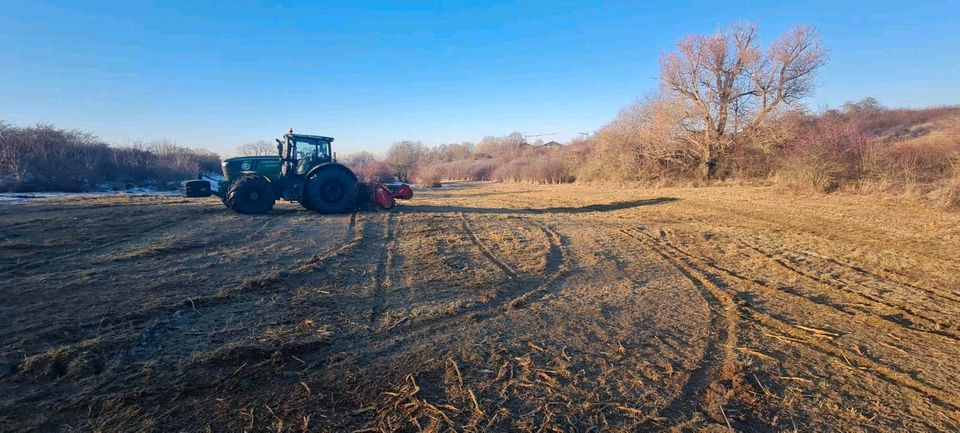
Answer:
[0,122,220,192]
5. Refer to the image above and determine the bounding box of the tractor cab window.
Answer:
[293,138,331,175]
[293,139,330,161]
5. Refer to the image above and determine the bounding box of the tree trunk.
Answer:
[698,144,718,180]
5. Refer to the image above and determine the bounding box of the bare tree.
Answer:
[842,97,883,114]
[237,140,276,156]
[434,142,473,162]
[386,140,426,181]
[0,123,55,186]
[660,23,827,178]
[475,132,525,158]
[343,151,377,169]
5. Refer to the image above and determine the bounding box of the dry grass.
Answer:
[1,183,959,432]
[936,158,960,210]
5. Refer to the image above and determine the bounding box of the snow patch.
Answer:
[0,188,182,204]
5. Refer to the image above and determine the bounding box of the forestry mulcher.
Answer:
[184,129,412,214]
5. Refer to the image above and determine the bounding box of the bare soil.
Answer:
[1,182,959,432]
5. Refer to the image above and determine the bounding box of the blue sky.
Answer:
[2,1,958,156]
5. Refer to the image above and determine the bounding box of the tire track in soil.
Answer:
[743,240,960,306]
[615,228,739,423]
[732,239,960,342]
[647,228,960,376]
[101,213,365,366]
[811,253,960,301]
[0,207,248,321]
[368,212,400,328]
[209,210,364,298]
[675,202,960,314]
[503,218,567,309]
[246,212,284,238]
[0,199,195,215]
[458,213,519,280]
[318,214,573,366]
[690,199,960,265]
[459,213,568,310]
[0,207,222,277]
[640,226,960,343]
[625,227,960,413]
[743,312,960,412]
[55,213,364,338]
[288,213,366,275]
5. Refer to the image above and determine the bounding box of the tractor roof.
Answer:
[288,133,335,143]
[223,155,279,162]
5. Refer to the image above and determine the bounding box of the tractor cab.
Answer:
[278,131,334,175]
[276,130,335,201]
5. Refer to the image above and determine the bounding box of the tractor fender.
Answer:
[305,162,358,184]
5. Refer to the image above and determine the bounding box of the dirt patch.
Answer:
[1,183,958,432]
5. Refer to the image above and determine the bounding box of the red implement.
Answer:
[392,183,413,200]
[365,183,413,210]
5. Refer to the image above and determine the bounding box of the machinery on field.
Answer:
[184,129,412,214]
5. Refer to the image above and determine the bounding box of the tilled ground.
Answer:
[1,182,958,432]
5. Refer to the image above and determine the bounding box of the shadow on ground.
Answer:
[400,197,678,215]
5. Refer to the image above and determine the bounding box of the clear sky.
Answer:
[2,1,958,156]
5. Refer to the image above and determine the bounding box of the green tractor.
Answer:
[184,129,412,214]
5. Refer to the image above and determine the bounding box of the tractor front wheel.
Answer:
[303,168,359,214]
[225,175,275,214]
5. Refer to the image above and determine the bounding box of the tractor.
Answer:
[184,129,412,214]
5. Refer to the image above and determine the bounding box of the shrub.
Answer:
[491,152,574,184]
[0,122,220,192]
[938,158,960,210]
[348,160,395,183]
[415,165,443,187]
[421,159,497,181]
[779,153,847,193]
[778,112,869,192]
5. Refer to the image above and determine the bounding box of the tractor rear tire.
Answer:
[225,175,275,214]
[303,167,359,214]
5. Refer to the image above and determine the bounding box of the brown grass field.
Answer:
[1,182,959,432]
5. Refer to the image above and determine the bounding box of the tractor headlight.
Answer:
[241,162,252,170]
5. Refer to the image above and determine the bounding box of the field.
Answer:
[1,182,959,432]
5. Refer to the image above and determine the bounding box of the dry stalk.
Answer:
[718,403,735,432]
[761,332,805,344]
[879,341,908,355]
[736,346,776,361]
[468,388,484,418]
[794,324,839,338]
[448,358,464,388]
[778,376,813,384]
[752,374,775,399]
[301,414,310,433]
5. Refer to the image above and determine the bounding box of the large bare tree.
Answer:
[660,23,827,178]
[386,140,426,181]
